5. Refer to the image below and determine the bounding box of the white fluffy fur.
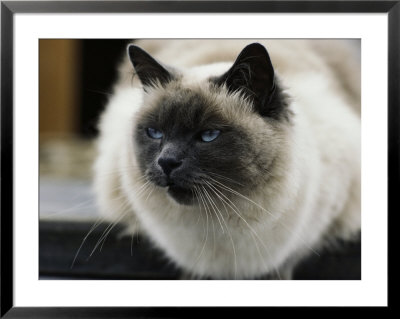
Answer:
[93,40,361,279]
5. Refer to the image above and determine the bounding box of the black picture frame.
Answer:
[1,1,397,317]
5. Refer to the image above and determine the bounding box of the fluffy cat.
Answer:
[93,40,361,279]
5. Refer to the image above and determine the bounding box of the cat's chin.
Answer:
[167,185,195,205]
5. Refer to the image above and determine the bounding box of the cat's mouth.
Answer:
[149,173,196,205]
[166,183,194,205]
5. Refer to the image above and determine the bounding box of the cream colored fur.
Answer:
[93,40,361,279]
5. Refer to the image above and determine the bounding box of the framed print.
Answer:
[1,0,397,317]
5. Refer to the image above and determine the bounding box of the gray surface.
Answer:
[40,177,98,220]
[39,220,361,280]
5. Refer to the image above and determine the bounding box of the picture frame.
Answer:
[1,0,397,317]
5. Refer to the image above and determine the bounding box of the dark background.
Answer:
[79,39,129,137]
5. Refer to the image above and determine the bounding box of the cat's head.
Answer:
[128,42,292,205]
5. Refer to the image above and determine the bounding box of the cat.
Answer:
[93,40,361,279]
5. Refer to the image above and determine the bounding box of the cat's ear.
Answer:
[127,44,174,89]
[213,43,278,117]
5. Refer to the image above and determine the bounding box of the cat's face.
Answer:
[129,43,291,205]
[134,85,265,205]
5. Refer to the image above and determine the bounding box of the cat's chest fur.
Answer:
[94,40,361,279]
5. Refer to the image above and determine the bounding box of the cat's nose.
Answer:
[158,157,183,176]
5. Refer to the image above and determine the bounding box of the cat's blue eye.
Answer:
[200,130,221,142]
[146,127,163,139]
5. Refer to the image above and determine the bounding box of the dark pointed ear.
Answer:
[213,43,277,116]
[127,44,174,88]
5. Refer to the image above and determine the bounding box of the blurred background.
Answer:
[40,39,128,220]
[40,39,127,177]
[39,39,361,280]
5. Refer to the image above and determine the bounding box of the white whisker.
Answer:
[191,186,209,269]
[88,198,131,257]
[205,180,274,276]
[203,181,238,279]
[70,217,104,269]
[201,185,225,234]
[200,186,216,258]
[208,176,320,257]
